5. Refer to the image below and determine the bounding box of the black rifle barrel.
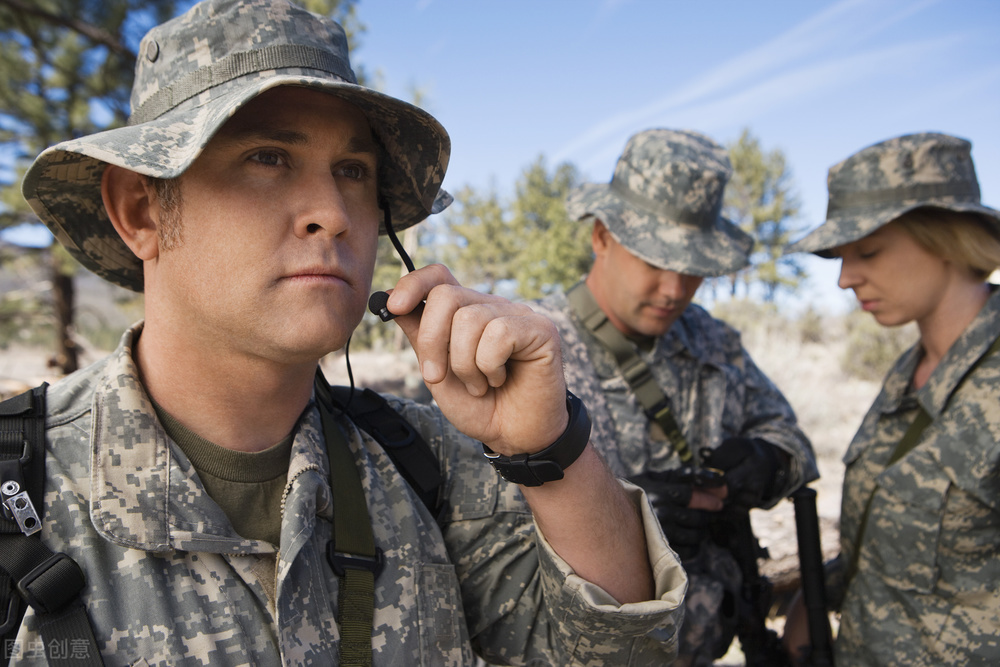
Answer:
[792,486,834,666]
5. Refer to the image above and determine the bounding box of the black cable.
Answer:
[382,197,415,272]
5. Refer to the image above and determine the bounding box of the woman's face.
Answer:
[831,221,954,328]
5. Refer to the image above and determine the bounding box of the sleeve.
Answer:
[398,400,687,666]
[733,346,820,503]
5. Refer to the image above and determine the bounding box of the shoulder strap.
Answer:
[846,331,1000,588]
[326,385,443,515]
[566,281,694,463]
[313,371,444,667]
[314,375,380,667]
[0,384,104,666]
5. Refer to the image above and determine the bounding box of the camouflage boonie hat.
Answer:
[21,0,451,292]
[786,132,1000,257]
[567,129,752,277]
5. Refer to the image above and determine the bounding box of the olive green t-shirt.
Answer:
[152,403,293,547]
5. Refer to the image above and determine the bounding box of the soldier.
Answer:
[0,1,688,664]
[531,128,819,666]
[783,132,1000,666]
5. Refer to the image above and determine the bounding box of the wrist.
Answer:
[482,391,591,487]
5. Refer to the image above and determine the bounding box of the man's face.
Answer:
[587,222,704,338]
[146,86,381,365]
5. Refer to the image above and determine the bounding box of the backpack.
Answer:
[0,382,442,666]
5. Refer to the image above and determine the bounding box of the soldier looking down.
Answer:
[531,128,819,667]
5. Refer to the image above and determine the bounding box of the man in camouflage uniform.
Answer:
[783,132,1000,665]
[531,129,818,666]
[1,1,688,664]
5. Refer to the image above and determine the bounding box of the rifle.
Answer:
[791,486,834,666]
[712,505,790,667]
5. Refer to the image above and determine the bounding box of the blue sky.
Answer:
[355,0,1000,312]
[5,0,999,313]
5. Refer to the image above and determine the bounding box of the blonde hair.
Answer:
[896,207,1000,280]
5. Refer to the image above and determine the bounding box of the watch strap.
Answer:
[482,391,591,486]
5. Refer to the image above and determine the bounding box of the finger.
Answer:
[472,305,550,389]
[446,302,502,396]
[383,265,462,383]
[689,487,725,512]
[702,484,728,501]
[384,264,459,321]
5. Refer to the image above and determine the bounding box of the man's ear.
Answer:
[101,165,160,261]
[591,219,610,254]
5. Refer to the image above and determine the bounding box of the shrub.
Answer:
[840,310,918,381]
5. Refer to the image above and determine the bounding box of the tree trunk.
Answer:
[51,259,78,375]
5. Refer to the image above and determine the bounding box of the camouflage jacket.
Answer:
[8,324,686,666]
[834,288,1000,666]
[532,291,817,492]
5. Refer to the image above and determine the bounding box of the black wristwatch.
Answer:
[482,391,591,486]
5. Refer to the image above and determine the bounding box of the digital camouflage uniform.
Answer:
[833,288,1000,665]
[7,324,685,665]
[532,295,817,663]
[787,132,1000,665]
[533,130,818,666]
[7,1,688,664]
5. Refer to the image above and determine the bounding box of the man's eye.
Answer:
[249,150,285,167]
[341,164,366,180]
[859,248,879,260]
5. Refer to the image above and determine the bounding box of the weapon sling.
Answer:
[315,371,382,667]
[845,332,1000,588]
[567,281,694,463]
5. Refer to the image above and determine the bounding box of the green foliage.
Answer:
[509,158,589,300]
[718,128,806,302]
[841,309,918,381]
[442,156,587,300]
[441,184,517,294]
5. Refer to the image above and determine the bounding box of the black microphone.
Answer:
[368,291,396,322]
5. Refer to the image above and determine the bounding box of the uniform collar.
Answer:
[88,323,330,554]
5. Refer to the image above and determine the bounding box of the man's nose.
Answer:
[293,171,351,238]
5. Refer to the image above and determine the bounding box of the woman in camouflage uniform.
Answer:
[784,132,1000,666]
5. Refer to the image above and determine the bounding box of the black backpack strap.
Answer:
[1,384,48,648]
[327,386,444,517]
[0,385,104,666]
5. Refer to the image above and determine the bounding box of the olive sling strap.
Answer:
[314,372,381,667]
[566,281,695,463]
[845,332,1000,588]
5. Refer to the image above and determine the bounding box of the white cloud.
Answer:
[553,0,949,171]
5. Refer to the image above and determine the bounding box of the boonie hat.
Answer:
[21,0,451,292]
[786,132,1000,257]
[567,128,753,277]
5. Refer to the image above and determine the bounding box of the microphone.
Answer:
[368,291,396,322]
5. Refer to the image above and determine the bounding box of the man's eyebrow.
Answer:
[216,125,378,155]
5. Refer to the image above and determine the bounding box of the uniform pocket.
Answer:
[416,563,473,667]
[864,463,947,594]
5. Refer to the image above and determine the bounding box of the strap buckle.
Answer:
[17,552,86,614]
[0,444,42,536]
[327,544,384,578]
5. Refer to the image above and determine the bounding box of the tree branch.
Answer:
[0,0,135,60]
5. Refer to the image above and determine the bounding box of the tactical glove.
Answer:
[701,437,788,509]
[629,468,718,561]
